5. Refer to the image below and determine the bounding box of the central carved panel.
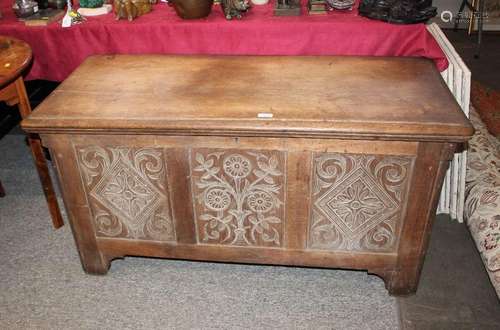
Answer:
[308,153,412,252]
[76,146,176,242]
[190,149,286,247]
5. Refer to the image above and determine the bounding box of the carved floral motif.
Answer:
[76,146,175,241]
[190,149,285,247]
[309,153,412,252]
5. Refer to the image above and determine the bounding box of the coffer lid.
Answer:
[22,55,473,142]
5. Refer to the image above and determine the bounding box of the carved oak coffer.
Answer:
[22,55,473,295]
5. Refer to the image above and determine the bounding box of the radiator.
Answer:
[427,23,471,222]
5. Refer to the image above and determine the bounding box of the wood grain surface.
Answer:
[22,55,473,141]
[0,36,32,89]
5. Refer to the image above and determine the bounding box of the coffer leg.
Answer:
[387,142,455,296]
[369,269,418,296]
[384,271,419,296]
[68,216,111,275]
[80,254,111,275]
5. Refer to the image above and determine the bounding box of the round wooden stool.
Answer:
[0,36,64,228]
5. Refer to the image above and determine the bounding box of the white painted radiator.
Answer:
[427,23,471,222]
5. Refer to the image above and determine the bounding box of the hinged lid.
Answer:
[22,55,473,142]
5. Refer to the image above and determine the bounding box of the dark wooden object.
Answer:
[0,179,5,197]
[0,36,63,228]
[22,55,473,295]
[171,0,213,19]
[453,0,485,58]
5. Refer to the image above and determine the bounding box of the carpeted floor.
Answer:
[0,134,399,330]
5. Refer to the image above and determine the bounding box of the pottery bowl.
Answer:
[172,0,214,19]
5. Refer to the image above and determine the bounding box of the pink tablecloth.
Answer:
[0,0,447,81]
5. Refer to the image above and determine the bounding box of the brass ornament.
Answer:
[114,0,156,21]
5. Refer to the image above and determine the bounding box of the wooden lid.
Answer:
[22,55,473,142]
[0,36,32,89]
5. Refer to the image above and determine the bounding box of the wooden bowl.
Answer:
[172,0,214,19]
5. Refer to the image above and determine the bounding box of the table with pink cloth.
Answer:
[0,0,447,81]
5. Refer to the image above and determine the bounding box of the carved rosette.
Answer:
[76,146,176,242]
[190,149,286,247]
[308,153,412,252]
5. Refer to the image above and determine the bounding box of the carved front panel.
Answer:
[190,149,286,247]
[308,153,412,252]
[76,146,176,242]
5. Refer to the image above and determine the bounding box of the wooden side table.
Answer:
[0,36,64,229]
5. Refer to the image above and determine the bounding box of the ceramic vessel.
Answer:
[79,0,104,8]
[13,0,38,17]
[325,0,354,10]
[172,0,213,19]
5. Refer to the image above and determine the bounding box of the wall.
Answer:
[432,0,500,30]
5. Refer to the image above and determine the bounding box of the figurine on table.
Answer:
[62,0,86,27]
[274,0,301,16]
[221,0,250,20]
[114,0,156,21]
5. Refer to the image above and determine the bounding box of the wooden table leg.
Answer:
[0,179,5,197]
[15,77,64,229]
[27,136,64,228]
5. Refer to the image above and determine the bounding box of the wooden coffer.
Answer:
[22,55,473,295]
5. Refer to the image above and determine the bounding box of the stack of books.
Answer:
[308,0,327,15]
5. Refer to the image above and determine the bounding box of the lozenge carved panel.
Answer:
[76,146,176,242]
[190,149,286,247]
[308,153,412,252]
